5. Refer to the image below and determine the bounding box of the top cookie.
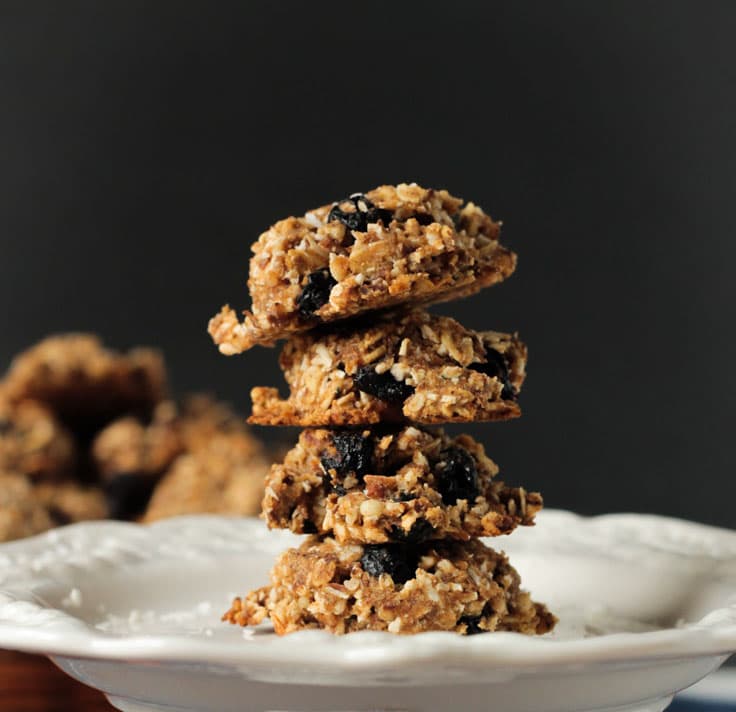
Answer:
[209,184,515,352]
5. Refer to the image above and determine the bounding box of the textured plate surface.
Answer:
[0,511,735,711]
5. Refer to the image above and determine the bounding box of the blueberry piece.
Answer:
[296,269,337,318]
[328,480,347,496]
[327,194,393,235]
[320,431,374,480]
[353,366,414,404]
[360,544,417,584]
[435,446,479,505]
[414,212,435,226]
[302,519,318,534]
[390,519,435,544]
[0,419,13,435]
[468,348,516,399]
[104,473,156,520]
[459,615,487,635]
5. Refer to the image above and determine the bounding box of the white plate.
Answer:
[0,510,735,712]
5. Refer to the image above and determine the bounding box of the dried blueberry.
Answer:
[327,194,393,235]
[414,212,435,226]
[390,519,435,544]
[296,269,337,318]
[459,615,487,635]
[302,519,318,534]
[360,544,417,584]
[468,348,516,399]
[320,431,374,480]
[435,446,479,505]
[104,473,156,520]
[328,480,347,496]
[353,366,414,404]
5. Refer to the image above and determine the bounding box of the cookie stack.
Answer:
[210,183,556,635]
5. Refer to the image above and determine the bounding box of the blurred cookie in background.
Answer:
[34,481,109,525]
[0,472,55,541]
[0,334,271,542]
[0,397,76,482]
[92,395,268,520]
[143,429,269,522]
[2,333,167,440]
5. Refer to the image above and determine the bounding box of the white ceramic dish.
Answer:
[0,510,734,712]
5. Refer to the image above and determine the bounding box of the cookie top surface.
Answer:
[208,183,515,352]
[250,309,526,426]
[263,425,541,544]
[224,535,555,636]
[3,334,167,436]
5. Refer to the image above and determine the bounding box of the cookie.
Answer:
[91,401,183,481]
[3,334,167,437]
[208,184,515,353]
[250,310,526,426]
[175,394,264,455]
[91,395,265,519]
[0,472,55,542]
[34,482,108,525]
[143,431,269,522]
[223,536,555,636]
[0,398,76,482]
[263,426,541,544]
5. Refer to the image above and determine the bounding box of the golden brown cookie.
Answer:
[209,184,515,352]
[143,430,269,522]
[0,398,76,482]
[263,426,540,544]
[0,472,55,542]
[34,482,108,524]
[3,334,167,436]
[223,536,555,636]
[91,401,183,481]
[250,310,526,426]
[92,395,266,520]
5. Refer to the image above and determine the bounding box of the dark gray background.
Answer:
[1,1,734,526]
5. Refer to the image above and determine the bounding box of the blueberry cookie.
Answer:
[250,310,526,426]
[209,184,515,353]
[263,426,540,544]
[223,536,555,635]
[0,398,76,482]
[3,334,167,436]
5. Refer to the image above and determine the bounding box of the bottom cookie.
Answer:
[223,536,555,636]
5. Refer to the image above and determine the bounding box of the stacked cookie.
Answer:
[211,183,556,635]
